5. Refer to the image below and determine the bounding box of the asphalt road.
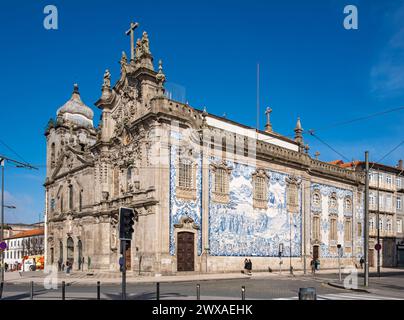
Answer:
[2,274,403,300]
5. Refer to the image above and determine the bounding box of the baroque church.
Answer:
[44,24,365,274]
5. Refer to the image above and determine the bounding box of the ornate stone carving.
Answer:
[103,69,111,88]
[174,216,200,230]
[252,169,269,209]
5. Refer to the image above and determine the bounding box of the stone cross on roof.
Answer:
[126,22,139,63]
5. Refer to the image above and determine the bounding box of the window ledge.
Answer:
[176,186,197,200]
[212,192,229,204]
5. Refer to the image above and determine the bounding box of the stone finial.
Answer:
[156,59,166,83]
[265,107,273,133]
[294,117,304,147]
[315,151,320,160]
[305,144,310,154]
[73,83,79,94]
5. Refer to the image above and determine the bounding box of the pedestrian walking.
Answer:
[81,257,85,271]
[248,259,252,275]
[359,257,364,269]
[310,258,315,274]
[314,258,320,272]
[243,258,248,274]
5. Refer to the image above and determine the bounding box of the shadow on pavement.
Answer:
[103,291,188,300]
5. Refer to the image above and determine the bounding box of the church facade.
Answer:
[44,26,365,274]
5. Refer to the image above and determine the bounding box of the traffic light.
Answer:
[119,207,135,241]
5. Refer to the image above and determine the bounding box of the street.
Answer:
[2,269,404,300]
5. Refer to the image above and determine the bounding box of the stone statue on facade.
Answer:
[103,69,111,88]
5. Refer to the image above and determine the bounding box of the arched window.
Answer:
[79,190,83,211]
[59,241,63,263]
[330,194,338,209]
[51,143,56,168]
[60,194,64,213]
[344,197,352,211]
[312,192,321,207]
[69,185,73,211]
[67,237,74,266]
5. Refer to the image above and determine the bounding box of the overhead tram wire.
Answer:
[304,106,404,135]
[0,139,29,164]
[369,139,404,171]
[307,130,351,162]
[260,105,404,145]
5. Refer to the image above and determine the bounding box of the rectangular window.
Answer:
[344,218,352,242]
[378,173,383,185]
[254,176,265,200]
[386,195,392,210]
[330,217,337,241]
[179,161,192,189]
[215,168,228,194]
[370,194,375,206]
[243,137,248,157]
[386,175,392,185]
[357,222,362,237]
[397,197,402,210]
[312,216,320,241]
[398,220,403,234]
[397,177,402,189]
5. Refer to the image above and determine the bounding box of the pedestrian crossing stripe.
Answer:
[274,293,401,300]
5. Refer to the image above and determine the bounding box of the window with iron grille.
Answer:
[179,160,192,189]
[215,168,228,194]
[254,176,265,200]
[330,217,337,241]
[344,218,352,242]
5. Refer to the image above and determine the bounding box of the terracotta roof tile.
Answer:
[5,228,44,240]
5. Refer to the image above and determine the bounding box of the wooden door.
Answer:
[369,249,374,267]
[313,246,319,260]
[177,232,194,272]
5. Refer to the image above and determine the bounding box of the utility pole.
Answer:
[0,154,37,299]
[364,151,369,287]
[377,167,381,278]
[1,158,4,288]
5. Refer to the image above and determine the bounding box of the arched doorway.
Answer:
[78,240,83,271]
[67,237,74,266]
[177,232,195,272]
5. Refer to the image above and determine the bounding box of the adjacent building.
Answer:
[4,228,45,269]
[333,160,404,267]
[44,26,366,274]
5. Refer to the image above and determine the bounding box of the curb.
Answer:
[327,281,370,293]
[5,275,252,286]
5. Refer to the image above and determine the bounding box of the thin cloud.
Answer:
[371,3,404,97]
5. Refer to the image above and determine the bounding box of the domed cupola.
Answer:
[56,84,94,128]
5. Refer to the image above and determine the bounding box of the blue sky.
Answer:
[0,0,403,223]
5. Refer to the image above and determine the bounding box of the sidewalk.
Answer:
[4,267,403,285]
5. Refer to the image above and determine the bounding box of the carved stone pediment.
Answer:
[174,216,200,230]
[52,147,93,180]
